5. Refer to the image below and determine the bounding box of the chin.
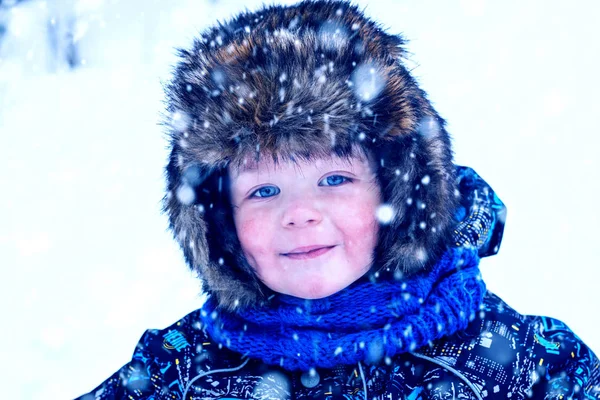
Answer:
[290,280,344,300]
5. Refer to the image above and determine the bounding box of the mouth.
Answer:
[282,245,336,260]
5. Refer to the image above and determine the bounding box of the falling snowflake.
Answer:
[170,110,190,132]
[176,184,195,205]
[417,116,441,140]
[300,368,320,388]
[366,338,384,364]
[182,164,206,187]
[415,248,428,263]
[351,63,386,102]
[252,371,291,399]
[376,204,395,224]
[318,21,349,50]
[211,68,226,85]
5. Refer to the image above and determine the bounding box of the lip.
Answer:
[282,245,336,260]
[286,245,333,254]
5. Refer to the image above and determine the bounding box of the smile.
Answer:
[283,246,336,260]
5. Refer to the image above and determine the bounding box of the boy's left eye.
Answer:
[319,175,352,186]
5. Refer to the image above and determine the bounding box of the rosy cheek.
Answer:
[236,210,273,255]
[237,217,256,242]
[336,200,380,248]
[237,218,259,248]
[355,207,379,240]
[341,200,378,226]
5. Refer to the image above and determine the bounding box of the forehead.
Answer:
[229,153,375,180]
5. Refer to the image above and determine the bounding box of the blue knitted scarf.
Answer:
[200,247,484,371]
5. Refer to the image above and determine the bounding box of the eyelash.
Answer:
[248,175,354,199]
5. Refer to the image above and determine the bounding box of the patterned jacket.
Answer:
[76,168,600,400]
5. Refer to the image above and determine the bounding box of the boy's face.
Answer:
[229,154,382,299]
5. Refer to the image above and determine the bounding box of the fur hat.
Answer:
[163,0,458,310]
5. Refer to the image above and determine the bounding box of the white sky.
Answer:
[1,0,599,398]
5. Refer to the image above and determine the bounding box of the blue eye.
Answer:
[320,175,352,186]
[250,186,280,198]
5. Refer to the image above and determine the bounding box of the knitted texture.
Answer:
[200,247,484,371]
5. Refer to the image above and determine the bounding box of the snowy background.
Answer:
[1,0,599,398]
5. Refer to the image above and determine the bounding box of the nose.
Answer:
[281,199,323,228]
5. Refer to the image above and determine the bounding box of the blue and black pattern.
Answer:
[454,166,506,258]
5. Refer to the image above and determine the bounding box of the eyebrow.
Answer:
[237,163,259,173]
[230,161,259,177]
[228,160,266,184]
[230,153,369,181]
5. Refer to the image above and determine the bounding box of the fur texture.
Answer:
[163,0,458,310]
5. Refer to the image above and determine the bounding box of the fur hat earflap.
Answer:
[163,0,458,310]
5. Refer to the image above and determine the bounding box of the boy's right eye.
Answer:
[249,186,280,198]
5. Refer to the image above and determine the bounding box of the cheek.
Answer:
[334,196,380,246]
[234,209,274,255]
[353,205,379,242]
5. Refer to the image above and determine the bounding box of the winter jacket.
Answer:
[76,292,600,400]
[76,167,600,400]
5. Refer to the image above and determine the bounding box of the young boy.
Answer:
[77,1,599,399]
